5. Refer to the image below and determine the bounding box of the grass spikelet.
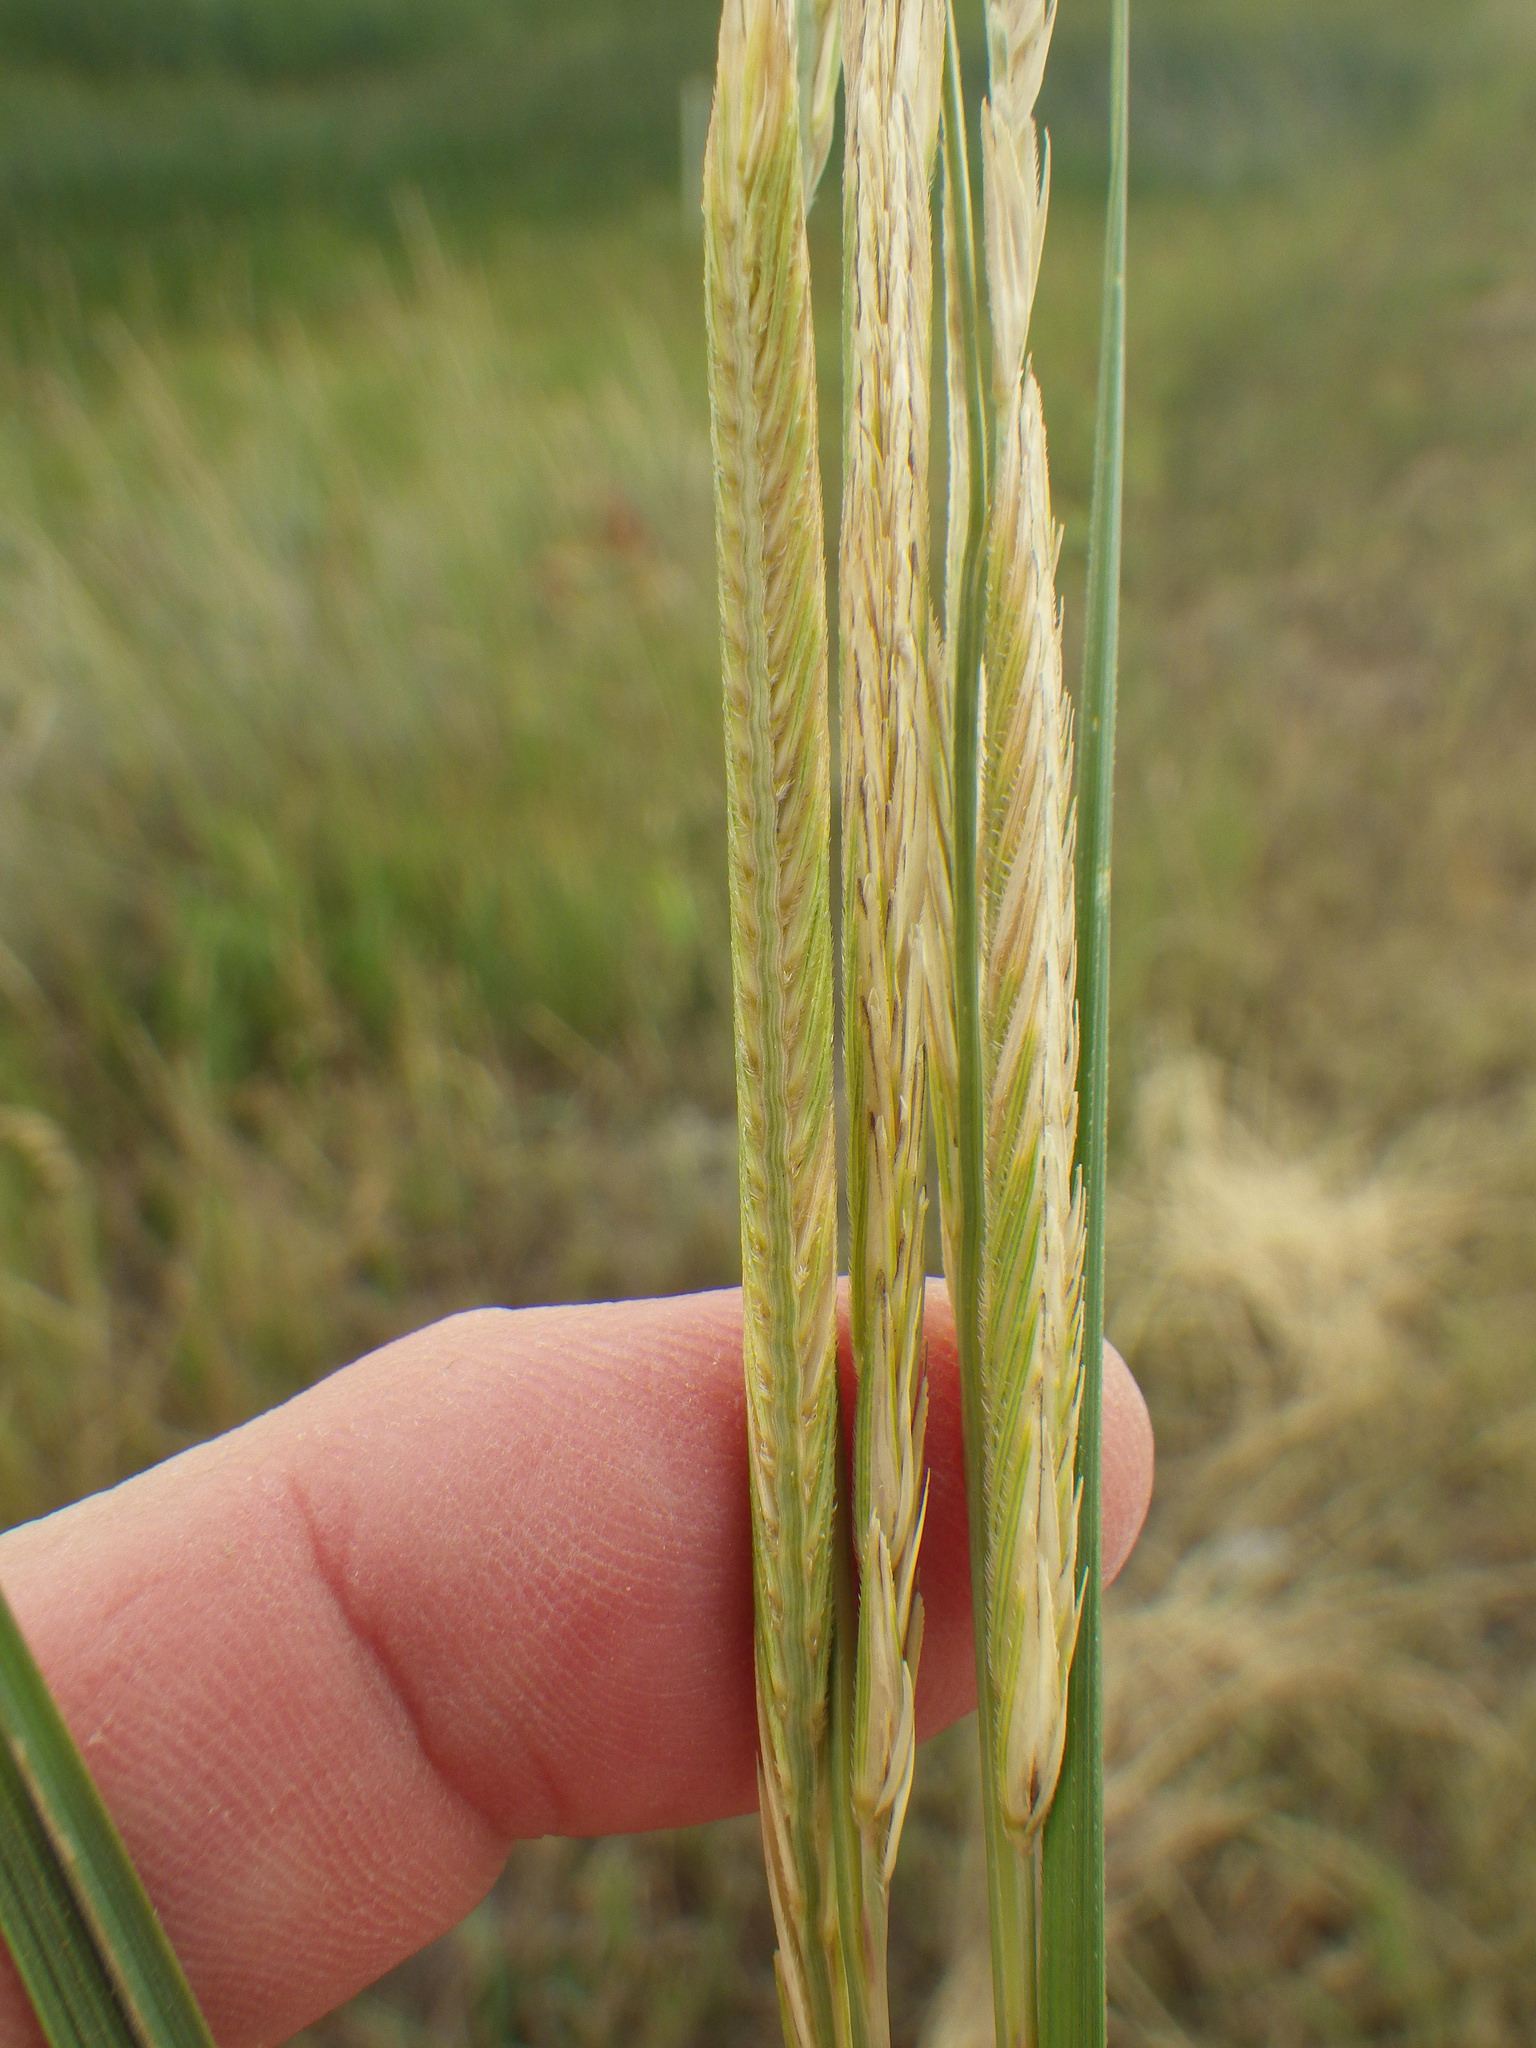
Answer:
[981,0,1054,400]
[976,0,1085,1856]
[930,10,1046,2040]
[980,364,1084,1848]
[797,0,843,199]
[702,5,845,2042]
[922,144,969,1318]
[927,0,1084,2032]
[838,0,942,2035]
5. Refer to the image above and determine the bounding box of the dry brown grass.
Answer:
[926,1058,1536,2047]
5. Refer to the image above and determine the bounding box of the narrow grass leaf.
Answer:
[1036,0,1129,2039]
[0,1585,216,2048]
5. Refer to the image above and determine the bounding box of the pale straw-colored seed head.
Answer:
[840,0,942,1942]
[973,0,1085,1847]
[923,157,970,1317]
[981,103,1049,405]
[980,336,1085,1852]
[851,1514,923,1887]
[704,0,845,2034]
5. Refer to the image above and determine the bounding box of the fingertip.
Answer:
[1103,1341,1154,1584]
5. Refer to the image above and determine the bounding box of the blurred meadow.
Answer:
[1,0,1533,2041]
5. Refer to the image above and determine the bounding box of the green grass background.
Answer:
[0,1,1533,2042]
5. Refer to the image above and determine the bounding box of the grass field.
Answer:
[1,0,1533,2042]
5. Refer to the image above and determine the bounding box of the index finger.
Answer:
[0,1288,1152,2047]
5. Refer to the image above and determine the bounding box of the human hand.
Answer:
[0,1287,1152,2046]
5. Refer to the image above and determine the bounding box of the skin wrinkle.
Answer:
[286,1303,761,1842]
[0,1287,1150,2048]
[302,1320,584,1841]
[282,1462,511,1851]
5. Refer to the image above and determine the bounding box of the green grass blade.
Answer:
[0,1585,217,2048]
[1036,0,1128,2040]
[0,1733,131,2048]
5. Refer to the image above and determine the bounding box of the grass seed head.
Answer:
[975,0,1085,1849]
[841,0,943,1954]
[981,360,1085,1849]
[704,0,845,2034]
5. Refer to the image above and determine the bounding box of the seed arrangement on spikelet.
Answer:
[703,0,1111,2039]
[976,0,1086,1857]
[703,5,844,2041]
[923,2,1088,2039]
[840,0,942,2037]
